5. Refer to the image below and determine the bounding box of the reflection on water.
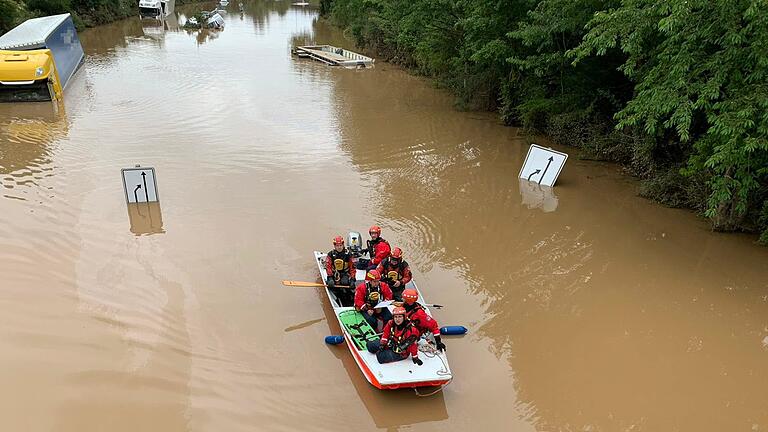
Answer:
[139,14,180,46]
[127,202,165,235]
[519,178,558,212]
[0,1,767,431]
[79,17,145,58]
[191,27,223,45]
[0,102,67,200]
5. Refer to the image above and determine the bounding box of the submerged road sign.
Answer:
[121,166,159,203]
[518,144,568,187]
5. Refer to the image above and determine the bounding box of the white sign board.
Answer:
[518,144,568,187]
[121,166,159,203]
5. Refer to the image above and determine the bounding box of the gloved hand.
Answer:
[326,276,335,288]
[435,335,446,352]
[412,357,423,366]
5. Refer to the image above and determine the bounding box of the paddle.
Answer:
[282,280,354,288]
[389,301,444,310]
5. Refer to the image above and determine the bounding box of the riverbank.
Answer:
[0,0,198,33]
[321,0,768,244]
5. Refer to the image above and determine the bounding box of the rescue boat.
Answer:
[314,232,452,390]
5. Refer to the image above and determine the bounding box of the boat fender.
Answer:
[440,326,467,335]
[325,335,344,345]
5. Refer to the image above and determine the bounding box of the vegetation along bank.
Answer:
[321,0,768,243]
[0,0,195,32]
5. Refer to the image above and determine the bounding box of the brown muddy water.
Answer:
[1,2,767,431]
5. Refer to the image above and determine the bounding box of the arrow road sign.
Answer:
[141,172,149,202]
[121,166,159,203]
[518,144,568,187]
[539,156,554,184]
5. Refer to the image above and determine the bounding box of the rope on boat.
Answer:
[414,381,450,397]
[413,339,452,397]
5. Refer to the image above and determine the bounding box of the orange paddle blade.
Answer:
[282,280,325,287]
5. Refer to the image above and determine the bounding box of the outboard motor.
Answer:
[347,231,363,256]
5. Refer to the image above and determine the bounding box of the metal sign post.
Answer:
[518,144,568,187]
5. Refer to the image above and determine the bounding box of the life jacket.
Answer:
[367,237,389,256]
[404,302,424,327]
[365,282,382,307]
[380,258,407,281]
[328,248,352,273]
[391,321,417,354]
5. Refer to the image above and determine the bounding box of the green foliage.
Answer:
[320,0,333,16]
[0,0,24,33]
[332,0,465,81]
[638,165,710,210]
[26,0,70,15]
[0,0,144,34]
[574,0,768,232]
[67,0,134,27]
[759,202,768,244]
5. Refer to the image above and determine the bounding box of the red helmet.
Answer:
[369,225,381,235]
[365,270,380,281]
[333,236,344,246]
[402,289,418,304]
[392,306,406,316]
[391,247,403,259]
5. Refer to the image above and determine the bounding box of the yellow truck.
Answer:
[0,14,84,103]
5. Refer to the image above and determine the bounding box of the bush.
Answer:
[0,0,23,33]
[639,167,696,209]
[759,201,768,245]
[26,0,70,14]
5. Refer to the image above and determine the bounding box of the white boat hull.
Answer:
[314,251,452,389]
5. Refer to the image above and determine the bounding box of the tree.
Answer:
[0,0,23,34]
[573,0,768,232]
[26,0,71,15]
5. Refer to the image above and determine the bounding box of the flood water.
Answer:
[1,2,767,431]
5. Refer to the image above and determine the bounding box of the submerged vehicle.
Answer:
[0,14,84,103]
[139,0,175,18]
[207,13,225,29]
